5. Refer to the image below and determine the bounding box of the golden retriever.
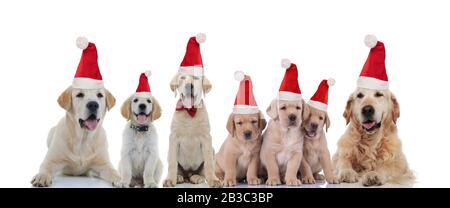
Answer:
[333,88,414,186]
[31,87,120,187]
[300,106,339,184]
[215,112,267,186]
[163,72,222,187]
[260,99,309,186]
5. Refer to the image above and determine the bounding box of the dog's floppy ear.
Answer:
[226,114,235,137]
[105,89,116,111]
[258,111,267,132]
[266,99,279,120]
[325,113,331,132]
[202,76,212,95]
[57,87,72,111]
[151,97,162,121]
[302,100,310,121]
[343,95,354,125]
[170,73,179,97]
[121,96,132,120]
[391,93,400,124]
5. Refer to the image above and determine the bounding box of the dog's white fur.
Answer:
[31,87,120,187]
[117,95,163,188]
[163,72,222,187]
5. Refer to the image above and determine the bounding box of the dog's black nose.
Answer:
[86,101,99,112]
[244,131,252,140]
[288,114,297,122]
[310,123,318,130]
[362,105,375,117]
[139,104,146,110]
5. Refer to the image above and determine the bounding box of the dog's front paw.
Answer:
[31,173,52,187]
[301,175,316,184]
[177,175,186,184]
[190,174,205,184]
[114,180,130,188]
[285,177,302,186]
[338,169,359,183]
[247,177,262,185]
[144,182,158,188]
[362,171,384,186]
[266,177,281,186]
[207,179,223,188]
[163,178,177,187]
[222,178,237,187]
[325,175,340,184]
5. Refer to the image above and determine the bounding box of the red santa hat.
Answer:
[179,33,206,77]
[308,78,335,112]
[72,37,104,89]
[135,71,152,97]
[233,71,259,114]
[278,59,302,101]
[357,35,389,90]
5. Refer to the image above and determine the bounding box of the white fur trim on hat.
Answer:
[281,59,291,69]
[357,76,389,90]
[145,70,152,77]
[278,91,302,101]
[364,34,377,48]
[234,71,245,81]
[72,77,104,89]
[135,92,152,98]
[76,37,89,50]
[308,100,327,112]
[327,78,335,86]
[179,66,204,77]
[196,33,206,44]
[233,105,259,114]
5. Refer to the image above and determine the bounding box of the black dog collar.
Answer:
[130,124,149,132]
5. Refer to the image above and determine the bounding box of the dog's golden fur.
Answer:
[333,88,414,186]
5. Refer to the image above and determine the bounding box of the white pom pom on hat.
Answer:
[281,58,291,69]
[196,33,206,44]
[145,70,152,77]
[76,37,89,50]
[234,70,245,81]
[364,34,378,48]
[327,78,335,86]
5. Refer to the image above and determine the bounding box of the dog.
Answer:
[116,94,163,188]
[163,72,222,187]
[31,87,120,187]
[299,106,339,184]
[333,88,414,186]
[215,112,267,186]
[260,99,309,186]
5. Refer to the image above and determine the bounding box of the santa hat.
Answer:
[233,71,259,114]
[72,37,104,89]
[179,33,206,77]
[357,35,389,90]
[278,59,302,101]
[135,71,152,97]
[308,78,335,112]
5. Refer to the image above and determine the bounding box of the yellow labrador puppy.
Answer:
[333,35,414,186]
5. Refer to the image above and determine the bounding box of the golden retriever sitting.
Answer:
[215,112,267,187]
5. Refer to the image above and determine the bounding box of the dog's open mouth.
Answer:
[79,115,100,131]
[181,93,196,108]
[362,120,381,132]
[305,129,317,138]
[134,112,150,124]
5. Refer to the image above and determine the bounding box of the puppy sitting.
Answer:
[215,72,267,187]
[117,71,163,188]
[260,60,308,186]
[299,79,339,184]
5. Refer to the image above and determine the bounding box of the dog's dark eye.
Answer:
[133,99,138,103]
[147,99,152,103]
[180,76,186,80]
[251,120,258,124]
[296,106,301,110]
[76,93,84,98]
[357,93,364,99]
[375,92,384,97]
[237,121,243,125]
[97,93,103,98]
[193,76,200,80]
[319,116,324,120]
[280,106,286,110]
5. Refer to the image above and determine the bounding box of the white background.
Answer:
[0,0,448,188]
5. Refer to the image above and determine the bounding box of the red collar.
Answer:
[176,100,197,117]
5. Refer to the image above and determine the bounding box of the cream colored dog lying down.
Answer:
[31,87,120,187]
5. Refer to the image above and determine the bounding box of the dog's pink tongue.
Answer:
[85,119,98,130]
[137,115,147,124]
[363,122,375,129]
